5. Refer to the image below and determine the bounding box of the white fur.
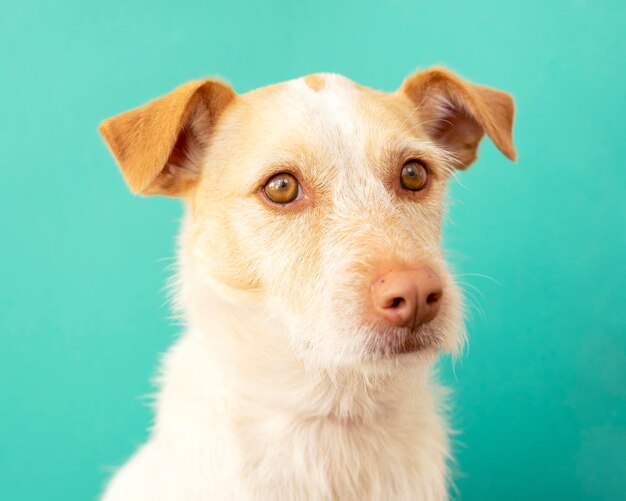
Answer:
[102,74,466,500]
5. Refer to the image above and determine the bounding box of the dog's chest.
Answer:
[230,411,448,500]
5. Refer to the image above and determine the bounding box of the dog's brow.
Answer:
[389,138,458,175]
[237,148,322,195]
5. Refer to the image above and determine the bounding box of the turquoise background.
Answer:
[1,0,625,499]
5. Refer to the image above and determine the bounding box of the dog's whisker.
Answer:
[455,280,485,298]
[455,284,485,321]
[453,272,501,286]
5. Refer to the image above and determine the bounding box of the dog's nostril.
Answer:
[426,292,442,304]
[389,297,405,309]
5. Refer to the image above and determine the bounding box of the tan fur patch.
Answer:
[303,74,325,92]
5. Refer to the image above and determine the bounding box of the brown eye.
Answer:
[263,172,300,204]
[400,161,429,191]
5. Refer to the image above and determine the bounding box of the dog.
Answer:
[99,67,516,500]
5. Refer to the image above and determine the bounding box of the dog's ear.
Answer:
[398,67,516,168]
[99,79,236,196]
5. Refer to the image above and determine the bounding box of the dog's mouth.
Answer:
[365,323,442,357]
[394,331,439,354]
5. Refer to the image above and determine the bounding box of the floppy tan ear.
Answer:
[99,79,236,196]
[398,67,516,168]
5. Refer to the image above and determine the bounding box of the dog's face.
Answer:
[100,68,515,371]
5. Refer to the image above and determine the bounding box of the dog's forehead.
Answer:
[281,74,365,147]
[231,74,413,164]
[240,74,358,136]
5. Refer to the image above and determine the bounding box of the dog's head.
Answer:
[100,68,515,372]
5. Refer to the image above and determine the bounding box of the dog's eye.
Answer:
[263,173,300,204]
[400,161,429,191]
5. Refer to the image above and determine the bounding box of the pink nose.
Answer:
[370,266,443,328]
